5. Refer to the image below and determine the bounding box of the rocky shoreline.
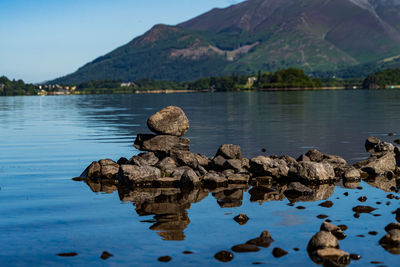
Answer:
[76,106,400,265]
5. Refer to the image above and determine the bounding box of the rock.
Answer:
[226,173,250,184]
[100,251,113,260]
[57,252,78,257]
[202,173,228,188]
[171,150,209,169]
[343,167,361,180]
[319,201,334,208]
[211,155,227,170]
[216,144,242,160]
[284,182,313,197]
[291,162,335,183]
[117,157,128,165]
[303,149,347,167]
[129,152,159,166]
[365,136,381,151]
[170,166,193,179]
[82,161,101,179]
[360,152,397,175]
[249,156,289,178]
[380,229,400,254]
[234,213,249,225]
[246,231,274,248]
[385,222,400,232]
[180,169,200,187]
[297,154,311,162]
[99,159,119,179]
[352,205,376,213]
[117,164,161,186]
[307,231,339,251]
[156,157,177,172]
[242,158,250,170]
[320,222,346,239]
[305,149,325,162]
[224,159,242,172]
[364,175,397,192]
[231,244,260,253]
[272,247,288,258]
[315,248,350,264]
[158,256,172,262]
[147,106,189,137]
[134,134,190,153]
[373,141,395,154]
[214,250,234,262]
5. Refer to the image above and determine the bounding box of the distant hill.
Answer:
[52,0,400,84]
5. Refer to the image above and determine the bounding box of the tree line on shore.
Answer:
[1,68,400,96]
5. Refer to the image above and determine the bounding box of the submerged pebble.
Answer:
[232,244,260,253]
[57,252,78,257]
[317,214,329,219]
[319,201,333,208]
[158,256,172,262]
[296,206,306,210]
[352,205,376,213]
[100,251,113,260]
[214,250,234,262]
[272,247,288,258]
[358,196,367,202]
[350,253,361,260]
[183,251,193,254]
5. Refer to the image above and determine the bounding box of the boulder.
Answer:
[99,159,119,179]
[249,156,289,178]
[307,231,339,251]
[385,222,400,232]
[215,144,242,160]
[180,169,200,187]
[320,222,346,239]
[171,150,209,169]
[147,106,189,137]
[226,173,250,184]
[291,162,335,183]
[117,164,161,186]
[224,159,242,172]
[129,152,159,166]
[134,134,190,153]
[156,157,177,172]
[202,173,228,188]
[211,155,227,170]
[380,229,400,254]
[365,136,381,151]
[358,152,396,175]
[81,161,101,179]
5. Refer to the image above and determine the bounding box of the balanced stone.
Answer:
[147,106,189,137]
[134,134,190,153]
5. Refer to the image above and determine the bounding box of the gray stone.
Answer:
[380,229,400,246]
[292,162,335,182]
[171,150,209,169]
[360,152,396,175]
[147,106,189,137]
[117,164,161,185]
[226,173,250,184]
[307,231,339,251]
[134,134,190,153]
[212,155,227,170]
[249,156,289,178]
[297,154,311,162]
[365,136,381,151]
[224,159,242,172]
[99,159,119,179]
[180,169,200,187]
[320,222,346,239]
[156,157,177,172]
[216,144,242,160]
[82,161,101,179]
[170,166,193,179]
[202,173,228,187]
[129,152,159,166]
[246,231,274,248]
[343,167,361,180]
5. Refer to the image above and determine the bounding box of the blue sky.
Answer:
[0,0,243,83]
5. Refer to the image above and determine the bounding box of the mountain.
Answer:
[52,0,400,84]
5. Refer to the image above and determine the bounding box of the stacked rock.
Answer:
[134,106,190,154]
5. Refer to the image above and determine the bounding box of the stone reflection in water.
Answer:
[119,187,208,241]
[363,175,400,192]
[212,185,249,208]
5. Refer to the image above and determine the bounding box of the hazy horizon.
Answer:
[0,0,243,83]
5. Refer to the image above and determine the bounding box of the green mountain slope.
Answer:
[52,0,400,84]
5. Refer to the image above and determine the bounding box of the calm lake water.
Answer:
[1,91,400,266]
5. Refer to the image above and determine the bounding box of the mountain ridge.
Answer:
[52,0,400,84]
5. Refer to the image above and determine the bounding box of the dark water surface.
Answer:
[1,91,400,266]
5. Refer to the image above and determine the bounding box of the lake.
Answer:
[1,90,400,266]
